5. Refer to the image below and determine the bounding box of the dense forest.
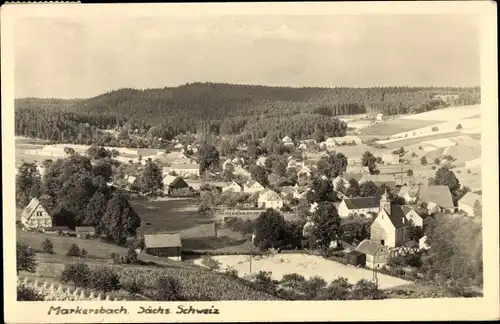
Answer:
[15,82,481,147]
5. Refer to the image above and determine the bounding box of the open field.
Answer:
[377,132,464,149]
[361,119,442,137]
[400,104,480,121]
[194,253,411,290]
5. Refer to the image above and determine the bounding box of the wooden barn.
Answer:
[144,232,183,261]
[21,198,52,230]
[163,175,191,197]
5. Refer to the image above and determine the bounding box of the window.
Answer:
[380,239,385,246]
[36,211,43,216]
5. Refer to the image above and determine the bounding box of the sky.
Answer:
[14,14,480,99]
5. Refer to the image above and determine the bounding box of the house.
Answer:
[287,159,298,170]
[21,198,52,230]
[370,190,410,248]
[280,186,298,202]
[282,136,294,147]
[359,174,397,189]
[144,232,182,261]
[222,159,234,171]
[222,181,243,193]
[256,156,268,167]
[419,185,455,213]
[419,235,430,250]
[298,143,307,150]
[231,157,243,165]
[75,226,96,238]
[297,165,312,183]
[400,205,425,227]
[458,192,481,217]
[243,180,265,194]
[382,153,400,165]
[355,239,391,269]
[293,187,310,200]
[185,179,204,192]
[398,185,422,203]
[174,143,183,149]
[169,163,200,177]
[322,137,337,151]
[233,165,251,178]
[376,113,384,121]
[338,197,380,218]
[127,175,138,186]
[43,226,71,235]
[258,189,284,210]
[164,176,191,196]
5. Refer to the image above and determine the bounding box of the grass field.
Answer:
[195,253,411,290]
[378,132,463,149]
[361,119,441,136]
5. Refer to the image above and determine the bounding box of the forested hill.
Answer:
[15,82,480,146]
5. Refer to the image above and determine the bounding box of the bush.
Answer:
[66,243,81,257]
[202,255,222,271]
[431,166,437,170]
[88,266,121,292]
[148,276,185,301]
[126,247,138,264]
[456,124,462,130]
[16,241,37,274]
[467,169,471,174]
[80,248,88,258]
[110,252,121,264]
[420,156,427,166]
[61,263,91,288]
[121,276,146,295]
[431,126,439,132]
[41,238,54,254]
[17,284,45,301]
[434,158,440,165]
[224,266,239,278]
[253,271,279,294]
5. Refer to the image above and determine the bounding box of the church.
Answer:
[370,189,410,248]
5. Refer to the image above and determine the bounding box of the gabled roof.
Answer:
[398,185,421,197]
[245,180,264,188]
[419,185,454,209]
[163,175,178,186]
[342,197,379,210]
[280,186,297,196]
[458,192,481,208]
[260,189,283,201]
[355,239,389,256]
[21,198,49,221]
[144,232,182,248]
[375,205,408,229]
[360,174,395,184]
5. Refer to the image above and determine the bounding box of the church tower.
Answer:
[380,188,392,215]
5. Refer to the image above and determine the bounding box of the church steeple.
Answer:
[380,188,392,215]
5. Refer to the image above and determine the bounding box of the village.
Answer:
[15,103,483,301]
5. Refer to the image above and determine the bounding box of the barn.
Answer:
[144,232,183,261]
[21,198,52,230]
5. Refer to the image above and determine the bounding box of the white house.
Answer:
[258,189,284,210]
[169,163,201,177]
[243,180,265,194]
[332,175,350,192]
[398,185,422,204]
[222,181,243,193]
[458,192,481,217]
[21,198,52,230]
[233,165,251,178]
[419,235,430,250]
[256,156,268,167]
[355,240,391,269]
[338,197,380,218]
[298,143,307,150]
[222,159,234,171]
[370,190,410,248]
[282,136,294,147]
[376,113,384,121]
[400,205,425,227]
[287,159,298,170]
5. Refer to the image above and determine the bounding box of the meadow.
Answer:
[360,119,441,137]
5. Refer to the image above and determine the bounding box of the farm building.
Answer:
[144,232,182,261]
[346,250,366,267]
[21,198,52,230]
[338,197,380,218]
[400,205,425,227]
[458,192,482,217]
[398,185,422,203]
[419,185,455,213]
[243,180,266,194]
[370,190,411,248]
[169,163,200,177]
[163,176,191,196]
[355,240,391,269]
[75,226,96,238]
[43,226,71,235]
[359,174,397,189]
[222,181,243,193]
[258,189,284,210]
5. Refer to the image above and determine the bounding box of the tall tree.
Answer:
[16,241,37,274]
[344,178,361,198]
[16,162,42,207]
[253,209,288,250]
[312,202,342,251]
[250,165,269,187]
[199,144,220,173]
[102,193,141,245]
[141,159,164,196]
[360,181,380,197]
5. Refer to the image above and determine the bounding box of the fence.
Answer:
[17,276,123,301]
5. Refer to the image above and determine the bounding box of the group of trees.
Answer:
[15,84,480,147]
[429,166,470,205]
[17,153,141,245]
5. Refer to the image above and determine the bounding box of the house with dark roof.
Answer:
[163,175,191,196]
[400,205,425,227]
[359,174,397,189]
[370,189,411,248]
[458,192,481,217]
[419,185,455,214]
[338,197,380,218]
[21,198,52,230]
[144,232,182,261]
[355,239,391,269]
